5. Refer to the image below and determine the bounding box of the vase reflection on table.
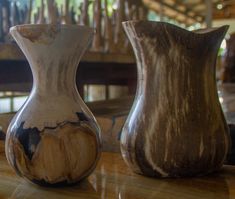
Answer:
[5,24,101,186]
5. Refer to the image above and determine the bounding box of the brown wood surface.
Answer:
[0,152,233,198]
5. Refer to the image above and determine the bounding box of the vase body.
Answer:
[121,21,230,177]
[5,24,101,186]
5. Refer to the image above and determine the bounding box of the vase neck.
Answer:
[10,24,93,96]
[31,56,78,96]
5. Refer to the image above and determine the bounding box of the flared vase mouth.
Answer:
[10,24,94,34]
[122,20,229,36]
[10,24,95,46]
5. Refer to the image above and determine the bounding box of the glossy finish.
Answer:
[5,24,101,186]
[0,152,233,198]
[121,21,230,177]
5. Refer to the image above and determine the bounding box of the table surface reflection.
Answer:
[0,152,234,199]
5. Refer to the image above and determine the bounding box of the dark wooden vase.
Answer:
[121,21,230,177]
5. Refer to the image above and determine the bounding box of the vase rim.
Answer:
[122,20,229,35]
[10,24,94,33]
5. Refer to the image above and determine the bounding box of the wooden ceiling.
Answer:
[143,0,235,26]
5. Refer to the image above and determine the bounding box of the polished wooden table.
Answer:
[0,152,233,199]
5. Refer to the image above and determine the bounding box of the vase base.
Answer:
[133,166,223,178]
[6,120,100,186]
[30,178,85,187]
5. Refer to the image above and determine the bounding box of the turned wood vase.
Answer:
[121,21,230,177]
[5,24,101,186]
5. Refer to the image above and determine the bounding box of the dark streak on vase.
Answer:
[15,122,41,160]
[12,111,93,161]
[76,112,89,122]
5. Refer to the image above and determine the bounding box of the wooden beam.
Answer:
[170,0,235,21]
[143,0,202,23]
[173,0,204,22]
[143,0,198,25]
[156,0,203,23]
[213,6,235,19]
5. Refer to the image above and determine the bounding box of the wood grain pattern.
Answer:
[114,0,126,52]
[46,0,58,24]
[25,0,32,24]
[92,0,102,52]
[104,0,115,53]
[121,21,230,177]
[81,0,89,26]
[5,24,101,186]
[7,122,99,185]
[0,152,233,198]
[37,0,46,24]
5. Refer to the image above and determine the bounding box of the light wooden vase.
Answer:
[5,24,101,186]
[121,21,230,177]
